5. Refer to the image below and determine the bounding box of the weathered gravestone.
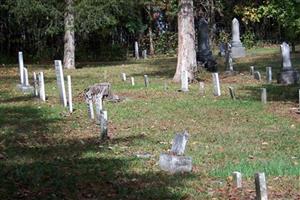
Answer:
[212,73,221,96]
[261,88,267,104]
[181,70,189,92]
[266,67,272,84]
[100,110,108,140]
[67,75,73,113]
[159,131,192,174]
[17,52,34,93]
[219,43,226,57]
[33,72,38,97]
[95,93,103,124]
[224,43,237,75]
[54,60,67,107]
[88,99,95,120]
[228,86,236,100]
[277,42,299,85]
[231,18,246,58]
[142,50,147,59]
[121,73,127,81]
[250,66,255,75]
[38,72,46,102]
[196,18,217,72]
[131,77,135,86]
[254,71,261,81]
[255,173,268,200]
[232,171,242,188]
[199,82,205,96]
[144,75,149,87]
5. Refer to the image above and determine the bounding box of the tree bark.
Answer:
[173,0,197,82]
[149,26,155,55]
[63,0,75,69]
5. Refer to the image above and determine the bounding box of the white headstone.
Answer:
[255,173,268,200]
[88,99,95,120]
[67,75,73,113]
[95,94,103,124]
[232,171,242,188]
[171,131,189,156]
[266,67,272,83]
[281,42,292,69]
[33,72,39,96]
[38,72,46,102]
[121,73,127,81]
[144,75,149,87]
[135,41,139,59]
[18,52,24,85]
[181,70,189,92]
[54,60,67,107]
[131,77,135,86]
[23,68,29,86]
[212,73,221,96]
[250,66,255,75]
[261,88,267,104]
[100,110,108,139]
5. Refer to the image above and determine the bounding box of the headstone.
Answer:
[212,73,221,96]
[23,68,29,86]
[181,70,189,92]
[121,73,127,81]
[38,72,46,102]
[100,110,108,140]
[170,131,189,156]
[85,83,112,102]
[232,171,242,188]
[224,43,237,75]
[196,18,217,71]
[131,77,135,86]
[266,67,272,83]
[199,82,205,96]
[164,81,168,91]
[95,94,103,124]
[261,88,267,104]
[219,43,226,57]
[255,173,268,200]
[134,41,139,59]
[18,52,24,85]
[142,50,147,59]
[144,75,149,87]
[33,72,39,97]
[277,42,299,85]
[88,99,95,120]
[250,66,255,75]
[231,18,246,58]
[67,75,73,113]
[54,60,67,107]
[254,71,261,81]
[159,131,192,174]
[228,86,236,100]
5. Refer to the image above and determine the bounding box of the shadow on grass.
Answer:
[240,84,300,102]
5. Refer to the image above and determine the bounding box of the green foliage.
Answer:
[241,31,256,49]
[153,32,178,54]
[217,30,230,44]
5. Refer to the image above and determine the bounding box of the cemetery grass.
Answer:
[1,48,300,199]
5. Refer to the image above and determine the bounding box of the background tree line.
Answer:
[0,0,299,64]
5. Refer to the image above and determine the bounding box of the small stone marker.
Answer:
[23,68,29,86]
[33,72,38,97]
[88,99,95,120]
[232,171,242,188]
[131,77,135,86]
[254,71,261,81]
[171,131,189,156]
[144,75,149,87]
[199,82,205,96]
[54,60,67,107]
[18,52,25,85]
[228,86,236,100]
[261,88,267,104]
[67,75,73,113]
[134,41,139,59]
[38,72,46,102]
[212,73,221,96]
[250,66,255,75]
[159,131,192,174]
[255,173,268,200]
[181,70,189,92]
[121,73,127,81]
[95,94,103,124]
[266,67,272,83]
[142,50,147,59]
[100,110,108,140]
[164,81,168,91]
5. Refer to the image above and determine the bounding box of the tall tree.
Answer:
[173,0,197,82]
[64,0,75,69]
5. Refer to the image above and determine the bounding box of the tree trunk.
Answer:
[63,0,75,69]
[173,0,197,82]
[149,26,155,55]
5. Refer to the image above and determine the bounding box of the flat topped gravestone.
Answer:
[254,71,261,81]
[54,60,67,107]
[159,131,192,174]
[17,52,34,93]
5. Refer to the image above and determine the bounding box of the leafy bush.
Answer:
[154,32,178,55]
[241,31,256,48]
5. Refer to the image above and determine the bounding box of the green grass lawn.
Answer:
[1,47,300,199]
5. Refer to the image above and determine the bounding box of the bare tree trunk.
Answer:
[173,0,197,82]
[149,26,155,55]
[64,0,75,69]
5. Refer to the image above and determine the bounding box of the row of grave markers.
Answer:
[17,52,73,113]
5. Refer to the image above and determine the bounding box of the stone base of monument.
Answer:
[277,69,299,85]
[17,84,34,94]
[231,46,246,58]
[159,153,192,174]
